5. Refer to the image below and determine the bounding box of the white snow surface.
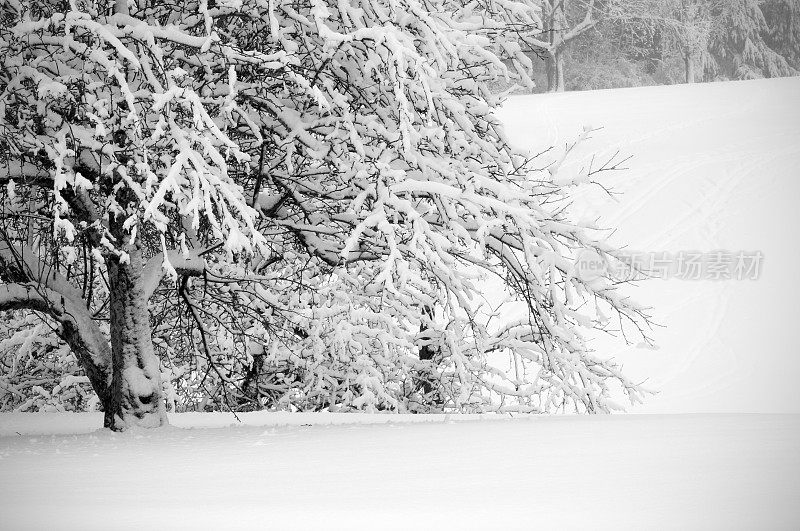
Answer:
[497,77,800,415]
[3,79,800,529]
[1,412,799,529]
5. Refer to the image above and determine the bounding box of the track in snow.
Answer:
[497,78,800,415]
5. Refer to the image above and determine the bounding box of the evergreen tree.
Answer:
[761,0,800,70]
[709,0,795,79]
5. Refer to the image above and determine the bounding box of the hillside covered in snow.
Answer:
[498,76,800,416]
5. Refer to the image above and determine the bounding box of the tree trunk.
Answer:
[415,305,441,408]
[684,53,696,83]
[545,0,567,93]
[555,51,565,92]
[545,54,556,92]
[239,353,265,409]
[545,51,566,92]
[105,218,166,430]
[58,311,115,418]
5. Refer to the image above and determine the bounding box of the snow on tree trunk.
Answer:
[0,243,115,414]
[106,221,166,430]
[52,305,115,418]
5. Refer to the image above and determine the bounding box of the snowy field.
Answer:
[1,412,799,529]
[498,76,800,415]
[3,78,800,529]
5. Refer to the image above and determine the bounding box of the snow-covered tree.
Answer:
[761,0,800,70]
[708,0,795,79]
[660,0,722,83]
[0,0,653,429]
[525,0,798,91]
[530,0,593,92]
[547,0,719,89]
[530,0,671,92]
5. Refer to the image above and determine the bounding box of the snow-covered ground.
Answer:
[2,79,799,529]
[1,412,799,529]
[498,77,800,415]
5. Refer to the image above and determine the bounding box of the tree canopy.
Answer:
[0,0,653,428]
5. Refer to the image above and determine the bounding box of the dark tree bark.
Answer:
[415,305,441,406]
[239,353,266,408]
[104,214,167,430]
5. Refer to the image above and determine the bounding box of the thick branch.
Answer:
[0,282,112,405]
[561,0,597,46]
[0,153,103,226]
[142,250,207,300]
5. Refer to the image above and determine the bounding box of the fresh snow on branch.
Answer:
[0,0,652,422]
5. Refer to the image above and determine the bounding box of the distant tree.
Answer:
[591,0,721,84]
[534,0,601,92]
[761,0,800,70]
[551,2,691,90]
[708,0,795,79]
[0,0,653,429]
[531,0,797,92]
[556,23,656,90]
[664,0,722,83]
[531,0,709,91]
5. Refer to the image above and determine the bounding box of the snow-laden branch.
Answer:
[0,0,653,416]
[560,0,597,47]
[0,280,111,404]
[142,250,207,301]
